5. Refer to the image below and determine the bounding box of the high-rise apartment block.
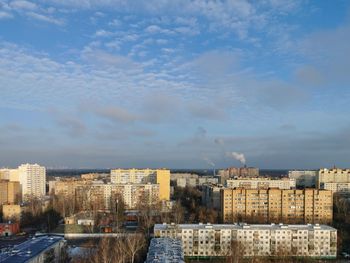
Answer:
[111,169,170,200]
[154,223,337,258]
[0,180,21,205]
[288,170,317,188]
[318,168,350,193]
[222,188,333,224]
[18,163,46,199]
[226,177,296,190]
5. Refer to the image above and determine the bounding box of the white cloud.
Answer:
[0,11,13,19]
[10,0,37,11]
[94,29,113,37]
[26,11,64,25]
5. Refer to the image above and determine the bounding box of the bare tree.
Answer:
[125,234,146,263]
[225,240,245,263]
[171,201,184,224]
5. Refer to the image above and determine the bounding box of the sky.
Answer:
[1,0,350,169]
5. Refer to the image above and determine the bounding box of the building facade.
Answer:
[0,222,20,237]
[222,188,333,224]
[217,167,259,185]
[323,182,350,193]
[154,223,337,258]
[288,170,317,188]
[111,169,170,200]
[18,163,46,199]
[0,168,19,182]
[2,204,22,221]
[318,168,350,190]
[202,184,223,210]
[0,180,21,205]
[75,183,160,210]
[226,178,296,190]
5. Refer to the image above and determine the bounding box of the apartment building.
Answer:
[0,180,21,205]
[154,223,337,258]
[171,173,219,188]
[18,163,46,199]
[0,168,19,181]
[288,170,317,188]
[217,166,259,184]
[111,169,170,200]
[2,204,21,221]
[0,235,66,262]
[323,182,350,193]
[318,168,350,191]
[202,184,223,210]
[226,177,296,190]
[171,173,198,188]
[75,183,160,210]
[222,188,333,224]
[50,178,92,196]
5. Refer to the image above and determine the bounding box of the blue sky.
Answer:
[1,0,350,169]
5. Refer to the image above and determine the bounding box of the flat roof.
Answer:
[155,223,337,231]
[0,235,64,263]
[145,238,184,263]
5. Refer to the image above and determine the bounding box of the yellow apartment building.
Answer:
[110,168,170,200]
[222,188,332,224]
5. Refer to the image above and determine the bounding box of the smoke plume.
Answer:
[226,151,246,165]
[203,157,215,167]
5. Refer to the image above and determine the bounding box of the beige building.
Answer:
[75,182,160,210]
[217,166,259,184]
[0,180,21,205]
[111,169,170,200]
[226,177,296,190]
[154,223,337,258]
[0,169,19,182]
[318,168,350,191]
[81,173,101,180]
[2,204,21,221]
[323,182,350,193]
[222,188,333,224]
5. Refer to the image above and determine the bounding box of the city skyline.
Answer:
[1,1,350,169]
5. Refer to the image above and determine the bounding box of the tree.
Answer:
[171,201,184,224]
[225,240,245,263]
[125,234,146,263]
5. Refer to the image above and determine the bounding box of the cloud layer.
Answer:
[1,0,350,168]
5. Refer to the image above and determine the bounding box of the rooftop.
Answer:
[145,238,184,263]
[155,223,337,231]
[0,235,64,263]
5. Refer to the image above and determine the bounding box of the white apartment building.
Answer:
[323,182,350,193]
[288,170,317,187]
[154,223,337,258]
[18,163,46,199]
[226,177,296,190]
